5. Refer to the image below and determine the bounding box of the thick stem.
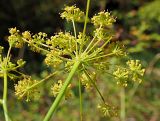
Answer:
[120,87,125,121]
[3,71,9,121]
[43,61,80,121]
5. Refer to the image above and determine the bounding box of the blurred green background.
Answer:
[0,0,160,121]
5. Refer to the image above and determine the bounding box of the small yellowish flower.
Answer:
[97,103,118,117]
[61,5,85,22]
[91,11,116,27]
[14,76,39,102]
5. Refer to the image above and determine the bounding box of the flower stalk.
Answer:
[3,71,9,121]
[43,61,80,121]
[120,87,125,121]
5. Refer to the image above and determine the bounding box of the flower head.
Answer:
[92,11,116,27]
[14,76,40,102]
[127,60,145,83]
[61,6,85,22]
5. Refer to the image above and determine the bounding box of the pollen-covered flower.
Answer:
[22,31,31,40]
[17,59,26,67]
[112,44,126,56]
[113,68,129,87]
[9,27,19,35]
[47,32,76,52]
[8,27,24,48]
[14,76,39,102]
[127,60,145,83]
[28,32,47,52]
[45,50,63,68]
[61,5,85,22]
[91,11,116,27]
[97,103,118,117]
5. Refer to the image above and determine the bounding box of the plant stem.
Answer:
[43,61,80,121]
[80,0,91,53]
[120,87,125,121]
[79,79,83,121]
[2,45,12,121]
[15,71,60,96]
[83,0,90,36]
[72,20,77,38]
[83,69,105,104]
[0,99,3,105]
[3,71,9,121]
[86,53,114,62]
[72,19,78,55]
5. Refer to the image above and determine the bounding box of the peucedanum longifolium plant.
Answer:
[0,1,145,121]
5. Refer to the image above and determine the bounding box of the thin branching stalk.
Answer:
[16,71,60,96]
[86,53,115,61]
[72,19,78,55]
[83,36,96,53]
[82,0,90,36]
[83,68,105,104]
[80,0,91,53]
[120,87,125,121]
[43,61,80,121]
[79,78,83,121]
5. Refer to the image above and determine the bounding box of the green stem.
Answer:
[72,20,77,38]
[100,36,112,49]
[83,69,105,104]
[79,79,83,121]
[83,0,90,36]
[83,36,96,53]
[120,87,125,121]
[22,38,49,53]
[16,71,60,96]
[0,99,3,105]
[3,71,9,121]
[86,53,114,62]
[80,0,91,53]
[2,45,12,121]
[43,61,81,121]
[72,19,78,55]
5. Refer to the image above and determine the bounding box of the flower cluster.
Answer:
[127,60,145,83]
[45,50,63,68]
[113,68,129,87]
[47,32,76,52]
[61,5,85,22]
[14,76,40,102]
[113,60,145,87]
[97,103,118,117]
[27,32,47,52]
[0,55,25,77]
[8,27,24,48]
[92,11,116,27]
